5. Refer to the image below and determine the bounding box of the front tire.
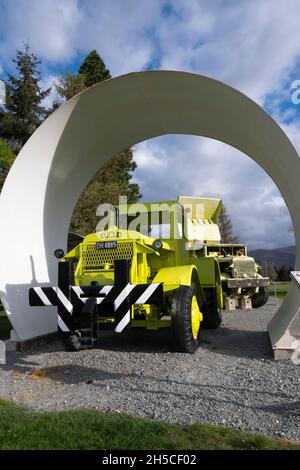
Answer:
[172,284,202,353]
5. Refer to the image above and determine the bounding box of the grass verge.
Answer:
[0,399,298,450]
[268,283,290,299]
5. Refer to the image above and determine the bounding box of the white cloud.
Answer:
[76,0,160,74]
[134,141,169,170]
[156,0,300,104]
[1,0,300,102]
[40,74,59,109]
[0,0,81,64]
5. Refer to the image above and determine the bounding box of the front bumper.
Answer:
[225,277,270,289]
[29,260,163,334]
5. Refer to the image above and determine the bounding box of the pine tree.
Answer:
[277,265,290,282]
[55,50,141,235]
[71,149,141,234]
[0,43,51,152]
[79,50,111,87]
[219,204,239,244]
[54,73,86,104]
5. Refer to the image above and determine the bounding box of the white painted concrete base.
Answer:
[274,342,300,362]
[5,340,18,352]
[239,298,252,309]
[0,341,6,364]
[225,298,236,310]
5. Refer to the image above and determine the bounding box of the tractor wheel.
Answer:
[252,287,269,308]
[172,284,203,353]
[201,288,222,329]
[63,332,81,351]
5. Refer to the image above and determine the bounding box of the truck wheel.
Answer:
[252,287,269,308]
[172,284,202,353]
[201,288,222,329]
[63,332,81,351]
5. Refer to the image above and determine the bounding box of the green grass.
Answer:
[268,283,290,299]
[0,399,298,450]
[0,307,11,339]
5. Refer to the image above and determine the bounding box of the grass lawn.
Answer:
[0,399,299,450]
[268,283,290,299]
[0,307,11,340]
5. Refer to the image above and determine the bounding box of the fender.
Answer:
[153,265,205,307]
[153,265,204,302]
[152,264,198,286]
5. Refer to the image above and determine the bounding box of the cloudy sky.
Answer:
[1,0,300,249]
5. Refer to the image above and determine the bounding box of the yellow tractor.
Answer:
[29,196,269,352]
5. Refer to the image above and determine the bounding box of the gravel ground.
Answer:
[0,299,299,441]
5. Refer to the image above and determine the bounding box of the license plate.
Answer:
[96,240,118,250]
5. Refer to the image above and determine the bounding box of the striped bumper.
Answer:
[29,282,163,333]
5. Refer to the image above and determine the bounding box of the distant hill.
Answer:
[249,245,296,269]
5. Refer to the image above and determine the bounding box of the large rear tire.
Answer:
[201,288,222,329]
[172,284,202,353]
[252,287,269,308]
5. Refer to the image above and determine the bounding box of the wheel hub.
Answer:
[191,295,202,339]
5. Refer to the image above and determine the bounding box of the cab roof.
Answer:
[117,196,223,223]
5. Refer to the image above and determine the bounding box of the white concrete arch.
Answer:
[0,71,299,355]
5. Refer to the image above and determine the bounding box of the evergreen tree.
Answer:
[71,149,141,234]
[79,50,111,87]
[55,50,141,235]
[277,265,290,282]
[0,43,51,152]
[54,73,86,103]
[219,204,239,244]
[0,139,15,192]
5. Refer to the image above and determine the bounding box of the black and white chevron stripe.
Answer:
[113,282,162,332]
[29,283,163,333]
[29,286,72,332]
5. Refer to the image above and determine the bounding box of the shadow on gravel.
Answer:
[2,361,292,409]
[2,355,41,370]
[1,324,273,368]
[199,328,273,359]
[260,401,300,417]
[96,327,273,360]
[96,329,175,354]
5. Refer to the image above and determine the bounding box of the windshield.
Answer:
[125,211,171,238]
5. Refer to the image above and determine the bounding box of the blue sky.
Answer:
[1,0,300,249]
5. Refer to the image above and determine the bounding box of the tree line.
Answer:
[262,261,292,282]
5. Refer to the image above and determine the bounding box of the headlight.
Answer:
[152,239,163,251]
[54,248,65,259]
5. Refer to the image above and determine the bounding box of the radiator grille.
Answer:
[82,243,133,270]
[233,258,256,278]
